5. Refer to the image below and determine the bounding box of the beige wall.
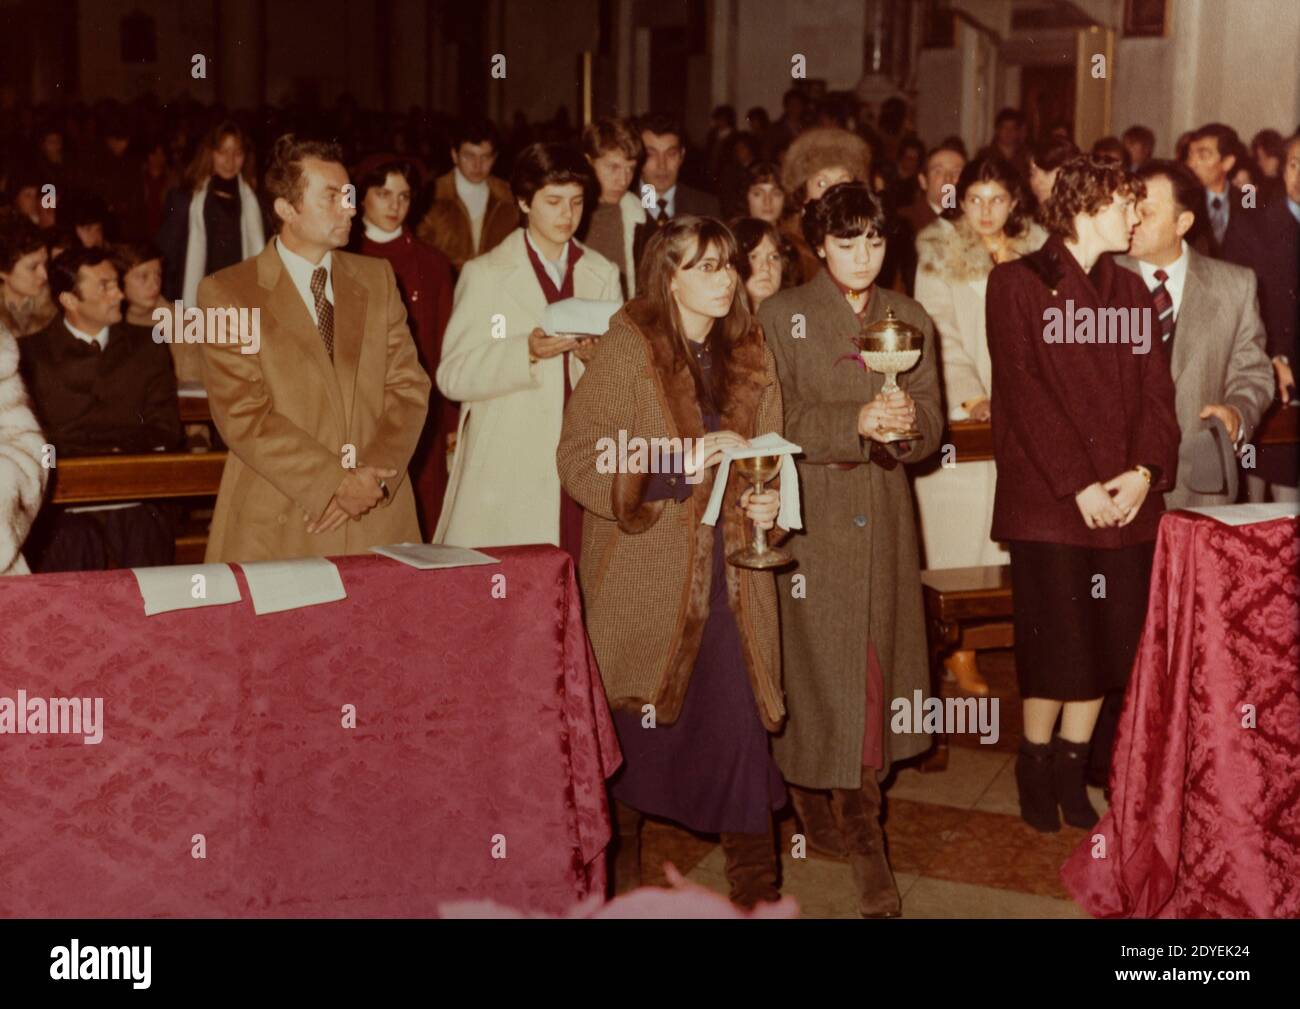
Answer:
[1114,0,1300,156]
[77,0,217,103]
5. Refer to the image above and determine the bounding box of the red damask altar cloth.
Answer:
[1062,512,1300,918]
[0,546,621,917]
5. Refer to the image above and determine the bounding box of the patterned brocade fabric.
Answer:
[1062,513,1300,918]
[0,546,621,917]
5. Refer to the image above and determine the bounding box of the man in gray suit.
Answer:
[1119,160,1274,508]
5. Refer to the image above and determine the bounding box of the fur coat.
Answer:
[0,322,48,575]
[557,298,787,730]
[915,215,1047,414]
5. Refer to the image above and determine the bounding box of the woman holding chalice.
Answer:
[757,182,942,918]
[558,216,792,909]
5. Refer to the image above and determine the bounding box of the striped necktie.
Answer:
[1152,268,1175,346]
[310,266,335,360]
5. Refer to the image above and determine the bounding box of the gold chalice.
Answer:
[858,308,923,442]
[727,454,793,570]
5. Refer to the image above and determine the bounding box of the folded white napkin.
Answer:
[700,432,802,530]
[541,297,624,337]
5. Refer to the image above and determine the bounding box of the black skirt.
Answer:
[1007,539,1156,701]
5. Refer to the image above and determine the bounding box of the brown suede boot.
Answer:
[609,800,643,897]
[789,785,848,858]
[719,827,780,909]
[831,776,901,918]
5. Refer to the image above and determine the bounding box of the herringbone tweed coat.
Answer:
[758,269,943,788]
[557,297,787,731]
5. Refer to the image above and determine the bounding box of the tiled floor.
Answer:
[637,649,1101,918]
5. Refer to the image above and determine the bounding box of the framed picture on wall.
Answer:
[1123,0,1168,37]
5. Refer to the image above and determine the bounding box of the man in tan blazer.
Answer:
[198,135,430,563]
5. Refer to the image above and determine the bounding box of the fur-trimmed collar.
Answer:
[917,216,1047,284]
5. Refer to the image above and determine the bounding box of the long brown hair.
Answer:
[184,121,257,193]
[638,215,751,414]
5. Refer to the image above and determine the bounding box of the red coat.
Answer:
[986,234,1180,548]
[360,231,456,537]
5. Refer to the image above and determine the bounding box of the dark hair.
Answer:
[110,240,164,275]
[1031,135,1079,173]
[878,97,907,136]
[264,133,346,227]
[949,155,1032,236]
[897,135,926,163]
[1135,159,1203,217]
[938,135,969,159]
[354,158,420,206]
[68,194,108,229]
[638,113,684,146]
[744,160,782,190]
[450,118,499,153]
[1122,125,1155,149]
[1042,155,1145,241]
[0,213,47,274]
[49,247,115,302]
[510,142,592,211]
[1189,123,1243,162]
[1251,129,1286,161]
[730,217,784,280]
[712,105,737,129]
[638,215,749,414]
[1091,136,1126,164]
[994,107,1025,129]
[746,107,770,130]
[801,181,886,249]
[923,142,966,173]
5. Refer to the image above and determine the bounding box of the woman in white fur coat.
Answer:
[0,321,48,575]
[912,155,1046,692]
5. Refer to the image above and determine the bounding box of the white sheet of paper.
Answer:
[700,432,803,530]
[542,298,623,337]
[239,557,347,615]
[132,563,241,616]
[1180,502,1300,527]
[370,543,499,570]
[176,381,208,398]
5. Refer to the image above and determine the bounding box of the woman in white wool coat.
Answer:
[912,154,1046,691]
[0,321,48,575]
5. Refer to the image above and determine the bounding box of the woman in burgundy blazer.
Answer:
[985,155,1179,834]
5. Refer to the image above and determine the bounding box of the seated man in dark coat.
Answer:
[19,247,182,570]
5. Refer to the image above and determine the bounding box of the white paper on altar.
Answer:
[132,563,241,616]
[370,543,499,570]
[700,432,803,531]
[239,557,347,615]
[541,298,623,337]
[1181,502,1300,527]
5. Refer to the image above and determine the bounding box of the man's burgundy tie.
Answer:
[1152,268,1175,346]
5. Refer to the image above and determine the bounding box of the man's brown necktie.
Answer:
[310,266,334,359]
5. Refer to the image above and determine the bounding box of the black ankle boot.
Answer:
[1053,736,1100,829]
[1016,739,1060,833]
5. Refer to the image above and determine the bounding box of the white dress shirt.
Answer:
[1136,240,1190,318]
[65,319,109,351]
[276,236,333,327]
[525,231,571,290]
[657,184,678,219]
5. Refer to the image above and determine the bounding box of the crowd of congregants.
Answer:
[0,89,1296,916]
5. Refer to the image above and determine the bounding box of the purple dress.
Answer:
[608,342,787,834]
